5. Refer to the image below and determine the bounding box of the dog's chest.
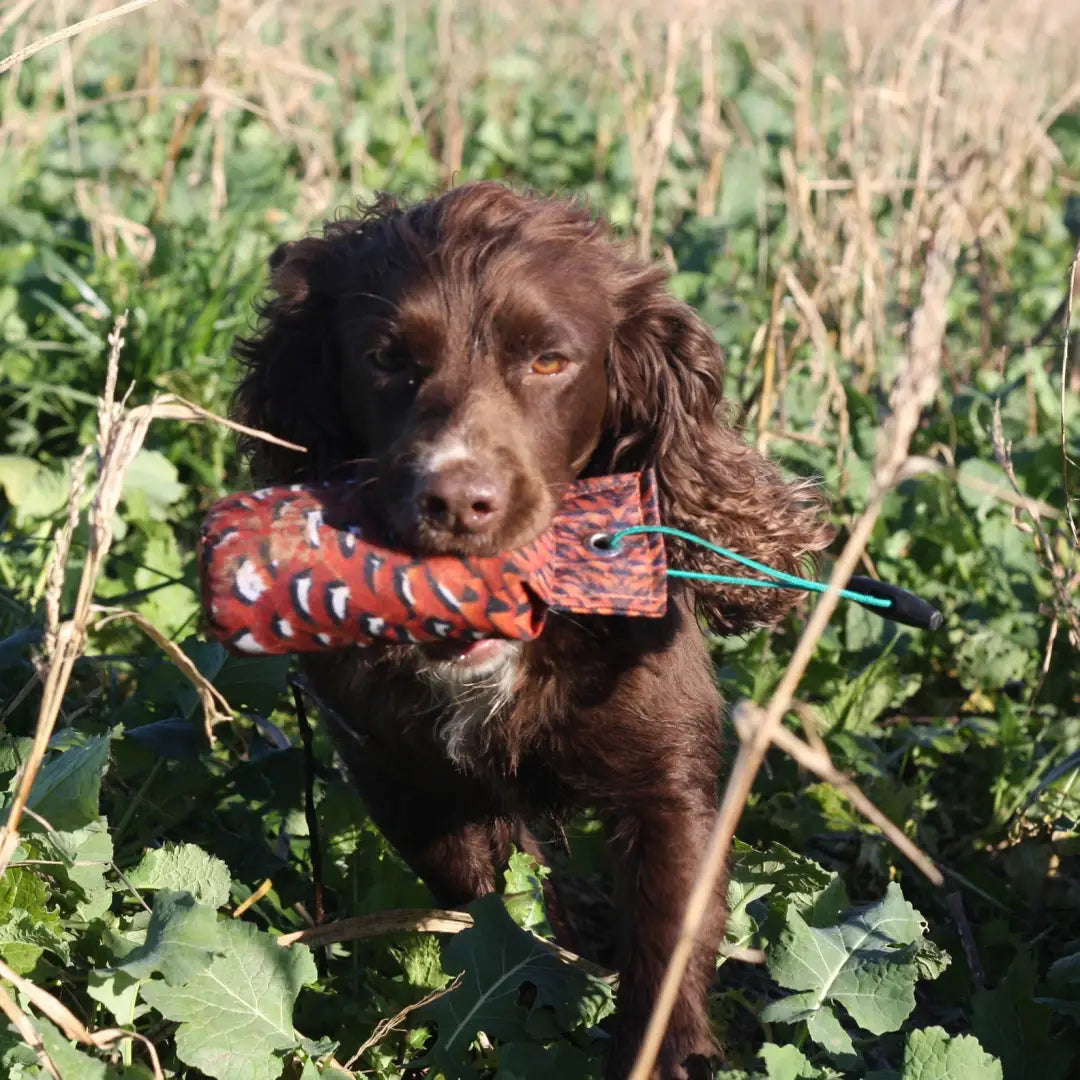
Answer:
[425,652,522,766]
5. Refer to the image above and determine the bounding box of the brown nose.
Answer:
[415,465,504,535]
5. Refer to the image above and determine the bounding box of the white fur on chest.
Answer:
[418,644,523,764]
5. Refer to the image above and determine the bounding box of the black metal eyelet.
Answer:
[585,532,621,557]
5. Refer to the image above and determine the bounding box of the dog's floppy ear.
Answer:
[233,193,411,483]
[232,235,348,483]
[602,265,833,634]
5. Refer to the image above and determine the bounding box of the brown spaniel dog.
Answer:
[233,182,830,1078]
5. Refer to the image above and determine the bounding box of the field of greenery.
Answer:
[1,1,1079,1078]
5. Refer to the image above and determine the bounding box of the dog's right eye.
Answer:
[364,348,428,392]
[365,348,403,373]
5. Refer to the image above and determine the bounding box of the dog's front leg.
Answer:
[606,786,726,1080]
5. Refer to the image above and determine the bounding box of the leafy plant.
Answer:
[2,2,1079,1078]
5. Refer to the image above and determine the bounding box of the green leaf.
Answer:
[761,883,930,1044]
[956,458,1013,514]
[824,652,918,733]
[726,840,840,952]
[912,938,952,982]
[23,735,110,833]
[210,653,292,716]
[900,1026,1002,1080]
[33,1017,107,1080]
[0,736,33,783]
[805,1003,856,1056]
[418,895,613,1077]
[139,918,317,1080]
[87,969,144,1027]
[496,1040,597,1079]
[41,818,115,919]
[735,87,793,141]
[759,1042,832,1079]
[955,627,1032,691]
[127,842,232,909]
[118,890,222,985]
[0,454,72,521]
[720,147,761,227]
[503,850,553,937]
[973,953,1072,1080]
[390,932,453,992]
[0,866,69,972]
[1048,950,1080,983]
[121,449,187,521]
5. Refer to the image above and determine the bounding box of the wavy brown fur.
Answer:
[232,181,832,1078]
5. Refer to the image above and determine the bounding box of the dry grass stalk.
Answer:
[736,704,943,885]
[991,403,1080,651]
[0,983,61,1079]
[0,337,304,875]
[343,975,464,1070]
[0,0,162,75]
[1060,244,1080,547]
[276,906,763,979]
[0,956,165,1078]
[634,14,684,258]
[92,606,234,741]
[628,211,958,1080]
[278,907,616,981]
[0,316,133,873]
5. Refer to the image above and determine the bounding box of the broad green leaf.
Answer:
[0,1030,38,1072]
[805,1005,855,1057]
[127,842,232,909]
[0,866,68,972]
[131,527,199,635]
[1048,950,1080,983]
[0,454,72,521]
[139,918,317,1080]
[956,458,1013,514]
[955,627,1032,690]
[726,840,840,952]
[824,652,918,733]
[900,1026,1002,1080]
[118,890,222,985]
[912,938,951,982]
[761,883,929,1043]
[0,737,33,781]
[735,86,794,141]
[210,653,292,716]
[973,953,1072,1080]
[418,895,613,1077]
[25,735,110,832]
[121,449,187,521]
[42,818,115,919]
[759,1042,833,1079]
[33,1017,106,1080]
[87,969,144,1027]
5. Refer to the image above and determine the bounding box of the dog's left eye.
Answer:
[529,353,568,376]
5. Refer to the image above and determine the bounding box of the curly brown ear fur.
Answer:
[601,266,834,634]
[232,195,408,484]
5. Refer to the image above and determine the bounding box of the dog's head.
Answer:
[234,182,831,636]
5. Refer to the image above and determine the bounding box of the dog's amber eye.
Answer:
[529,353,568,376]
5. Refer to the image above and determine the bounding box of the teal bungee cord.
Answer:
[590,524,942,631]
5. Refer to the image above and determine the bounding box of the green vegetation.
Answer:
[1,2,1078,1077]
